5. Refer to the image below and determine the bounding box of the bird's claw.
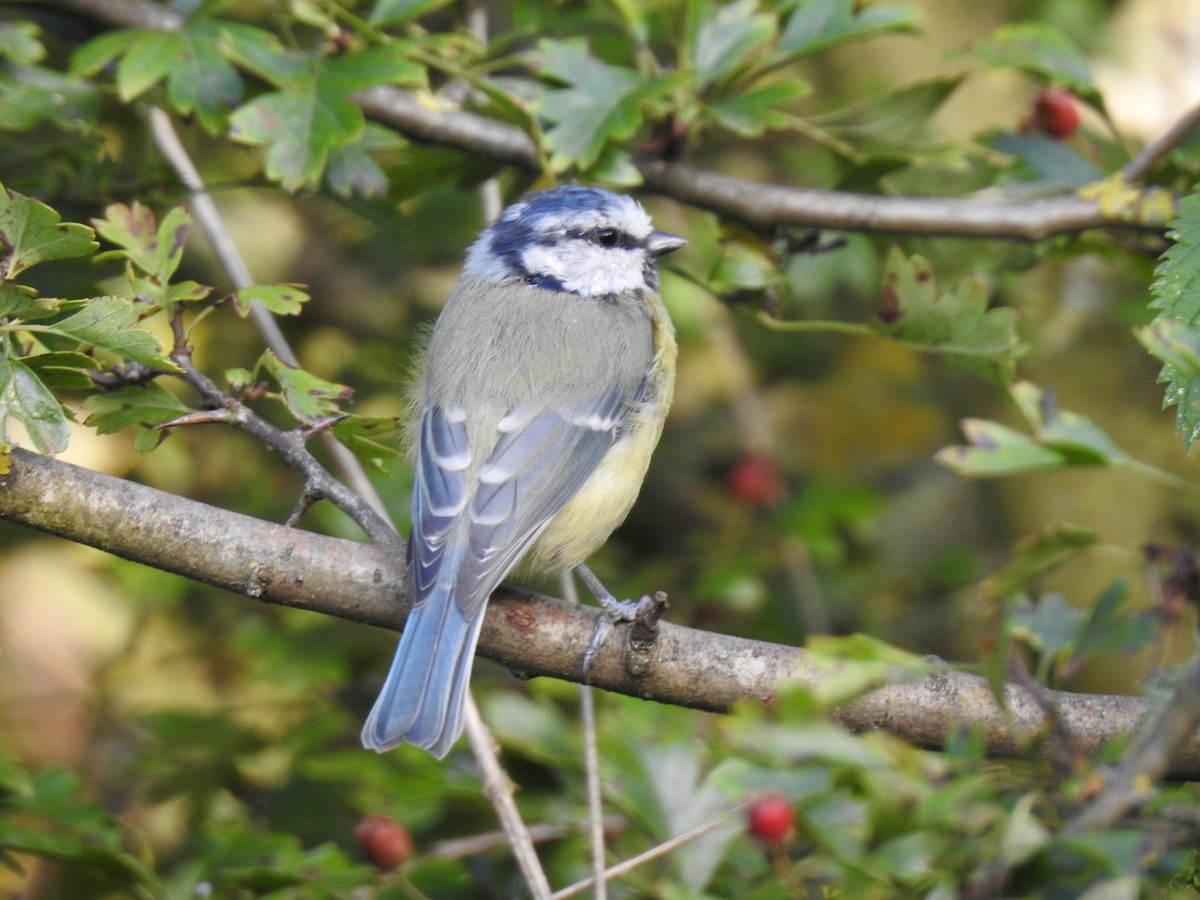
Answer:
[582,594,655,680]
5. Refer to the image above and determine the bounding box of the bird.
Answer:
[362,185,686,757]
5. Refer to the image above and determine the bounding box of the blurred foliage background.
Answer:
[3,0,1200,896]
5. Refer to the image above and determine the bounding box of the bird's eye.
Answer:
[596,228,619,248]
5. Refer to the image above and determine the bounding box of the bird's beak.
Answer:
[647,231,687,257]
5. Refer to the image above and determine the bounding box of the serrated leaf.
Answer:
[533,39,665,171]
[1149,186,1200,450]
[778,0,920,57]
[0,356,70,454]
[50,297,172,368]
[84,382,190,451]
[261,352,353,424]
[325,124,396,198]
[231,284,309,317]
[229,80,363,192]
[935,419,1064,477]
[93,202,191,286]
[875,249,1024,381]
[0,183,98,279]
[691,0,776,89]
[165,22,244,132]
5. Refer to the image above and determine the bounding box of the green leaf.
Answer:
[84,382,190,451]
[987,131,1102,191]
[1073,580,1157,662]
[706,80,808,136]
[229,80,363,192]
[690,0,776,89]
[330,414,402,469]
[230,284,310,317]
[874,249,1025,382]
[0,283,60,320]
[370,0,457,25]
[1136,318,1200,379]
[813,77,963,148]
[165,22,245,132]
[0,21,46,65]
[968,22,1098,105]
[533,39,667,171]
[21,351,95,390]
[49,297,173,368]
[92,202,191,284]
[0,356,70,454]
[1149,186,1200,450]
[980,523,1099,602]
[1009,592,1083,663]
[113,31,179,101]
[778,0,920,57]
[1011,380,1128,465]
[0,63,99,132]
[0,183,98,280]
[261,351,354,424]
[324,124,402,198]
[935,419,1064,477]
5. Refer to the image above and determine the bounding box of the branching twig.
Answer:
[1063,653,1200,835]
[6,448,1200,777]
[464,701,554,900]
[550,808,740,900]
[1121,100,1200,183]
[46,0,1178,244]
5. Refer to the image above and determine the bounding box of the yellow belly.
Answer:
[522,293,676,575]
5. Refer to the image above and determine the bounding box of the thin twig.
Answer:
[149,104,553,896]
[1064,652,1200,835]
[1121,100,1200,183]
[563,571,608,900]
[550,808,741,900]
[463,700,554,900]
[146,107,390,522]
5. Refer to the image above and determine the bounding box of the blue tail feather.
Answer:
[361,586,485,758]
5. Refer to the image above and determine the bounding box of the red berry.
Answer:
[1030,87,1080,140]
[356,814,413,870]
[747,793,795,843]
[728,453,784,508]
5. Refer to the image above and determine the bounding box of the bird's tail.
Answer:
[361,586,485,758]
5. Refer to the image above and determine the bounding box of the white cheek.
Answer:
[522,243,644,296]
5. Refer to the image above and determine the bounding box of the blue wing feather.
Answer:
[363,383,637,756]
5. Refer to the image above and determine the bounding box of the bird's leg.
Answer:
[574,562,658,678]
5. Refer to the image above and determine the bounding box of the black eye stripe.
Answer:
[557,226,640,250]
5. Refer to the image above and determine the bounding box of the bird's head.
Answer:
[464,185,686,297]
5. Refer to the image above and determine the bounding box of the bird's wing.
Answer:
[410,383,638,619]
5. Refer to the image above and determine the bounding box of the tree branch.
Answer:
[5,447,1200,778]
[44,0,1168,242]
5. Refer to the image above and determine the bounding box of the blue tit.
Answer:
[362,185,685,757]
